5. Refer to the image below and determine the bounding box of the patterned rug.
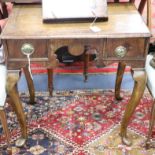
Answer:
[0,90,155,155]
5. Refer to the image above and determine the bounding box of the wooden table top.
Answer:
[1,3,151,39]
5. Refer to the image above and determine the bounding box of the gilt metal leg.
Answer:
[145,100,155,149]
[47,68,53,96]
[120,71,147,146]
[23,65,35,104]
[6,74,27,147]
[115,61,126,100]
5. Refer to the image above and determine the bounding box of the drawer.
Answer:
[7,39,47,58]
[49,39,103,56]
[106,38,146,58]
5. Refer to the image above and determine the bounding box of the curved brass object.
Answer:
[115,46,127,58]
[21,43,34,55]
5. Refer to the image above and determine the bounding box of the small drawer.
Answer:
[49,39,103,56]
[7,39,47,58]
[106,38,146,58]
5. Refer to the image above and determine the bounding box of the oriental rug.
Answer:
[0,90,155,155]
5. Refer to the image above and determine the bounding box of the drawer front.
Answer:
[7,39,47,59]
[106,38,146,58]
[50,39,103,56]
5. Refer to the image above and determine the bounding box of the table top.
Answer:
[1,3,151,39]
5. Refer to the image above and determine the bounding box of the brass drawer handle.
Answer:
[115,46,127,58]
[21,43,34,55]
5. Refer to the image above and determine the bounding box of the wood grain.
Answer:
[1,3,150,39]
